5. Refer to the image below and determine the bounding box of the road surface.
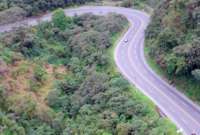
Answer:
[0,6,200,135]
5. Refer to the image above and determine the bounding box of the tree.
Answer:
[58,77,80,95]
[192,69,200,81]
[186,39,200,71]
[52,8,72,30]
[0,85,6,109]
[110,76,129,90]
[0,112,26,135]
[31,124,55,135]
[157,28,179,51]
[165,54,177,75]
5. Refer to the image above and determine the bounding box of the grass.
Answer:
[145,46,200,104]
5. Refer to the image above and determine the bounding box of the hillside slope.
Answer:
[0,9,178,135]
[146,0,200,102]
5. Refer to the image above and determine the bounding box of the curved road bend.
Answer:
[0,6,200,135]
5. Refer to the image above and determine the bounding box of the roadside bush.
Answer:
[52,8,72,30]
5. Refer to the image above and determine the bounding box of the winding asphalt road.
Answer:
[0,6,200,135]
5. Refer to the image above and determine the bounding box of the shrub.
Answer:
[33,65,47,83]
[52,8,72,30]
[29,65,47,91]
[0,47,14,64]
[165,54,177,75]
[192,69,200,81]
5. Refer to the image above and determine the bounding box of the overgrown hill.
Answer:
[0,9,178,135]
[146,0,200,101]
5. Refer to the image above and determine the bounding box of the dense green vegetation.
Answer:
[0,9,178,134]
[145,0,200,101]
